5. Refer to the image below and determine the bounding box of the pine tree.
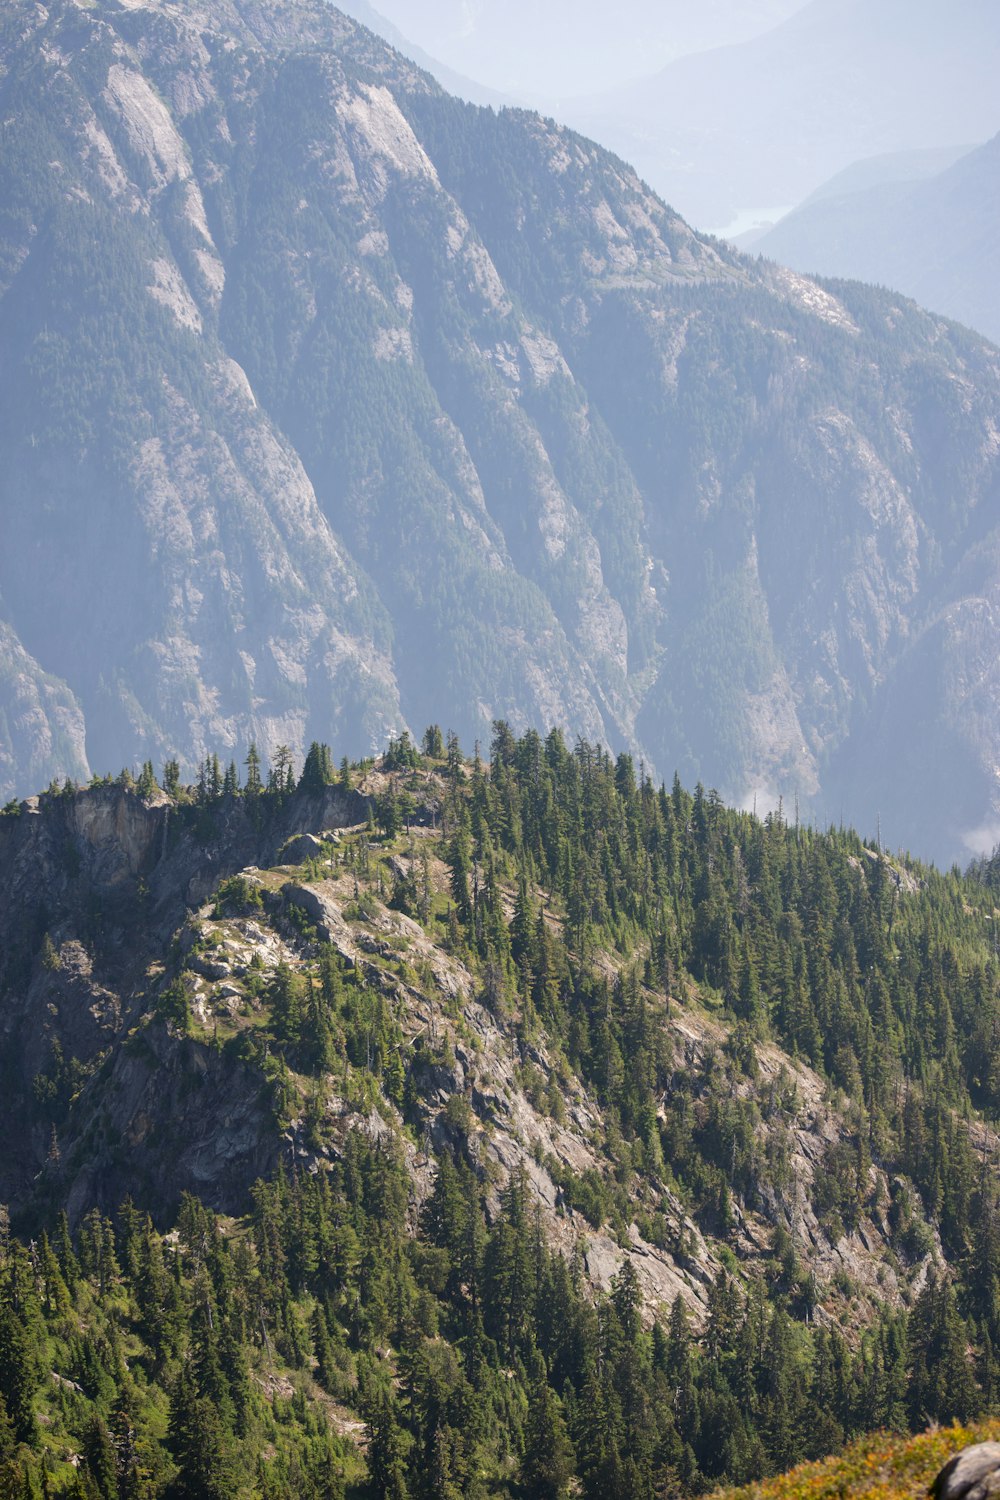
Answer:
[446,817,473,927]
[273,744,294,793]
[167,1366,241,1500]
[0,1309,38,1445]
[446,731,463,784]
[0,1393,17,1464]
[363,1387,409,1499]
[302,979,336,1074]
[377,785,402,839]
[0,1407,25,1500]
[244,742,262,795]
[299,742,333,794]
[422,725,444,759]
[136,761,157,799]
[311,1304,336,1393]
[270,962,304,1048]
[521,1350,575,1498]
[81,1415,117,1500]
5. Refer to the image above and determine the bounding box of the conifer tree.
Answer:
[299,742,333,794]
[244,742,262,796]
[446,816,473,927]
[363,1387,409,1500]
[167,1361,241,1499]
[81,1415,116,1500]
[0,1308,38,1445]
[521,1349,575,1499]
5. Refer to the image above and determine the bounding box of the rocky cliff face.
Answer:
[0,779,364,1207]
[3,0,1000,863]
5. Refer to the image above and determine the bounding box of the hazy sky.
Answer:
[348,0,807,98]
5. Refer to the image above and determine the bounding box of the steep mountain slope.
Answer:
[0,622,89,798]
[0,762,928,1321]
[754,134,1000,347]
[568,0,1000,230]
[4,732,1000,1312]
[4,737,1000,1494]
[4,0,1000,865]
[796,145,977,210]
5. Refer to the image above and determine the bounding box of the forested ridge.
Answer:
[5,727,1000,1497]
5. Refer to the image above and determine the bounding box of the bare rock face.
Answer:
[0,623,90,798]
[933,1446,1000,1500]
[279,832,326,864]
[61,1024,279,1227]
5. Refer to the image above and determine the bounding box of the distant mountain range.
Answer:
[751,133,1000,347]
[565,0,1000,229]
[786,145,977,213]
[4,0,1000,865]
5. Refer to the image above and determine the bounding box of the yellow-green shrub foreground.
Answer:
[718,1424,1000,1500]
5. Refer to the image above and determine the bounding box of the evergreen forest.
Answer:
[4,726,1000,1497]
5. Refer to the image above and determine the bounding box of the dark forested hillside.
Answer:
[5,729,1000,1494]
[3,0,1000,863]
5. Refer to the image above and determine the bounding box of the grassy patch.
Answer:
[718,1423,1000,1500]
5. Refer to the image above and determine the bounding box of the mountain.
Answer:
[4,0,1000,866]
[731,144,976,251]
[332,0,515,106]
[3,735,1000,1492]
[567,0,1000,230]
[796,145,978,210]
[345,0,809,99]
[752,134,1000,347]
